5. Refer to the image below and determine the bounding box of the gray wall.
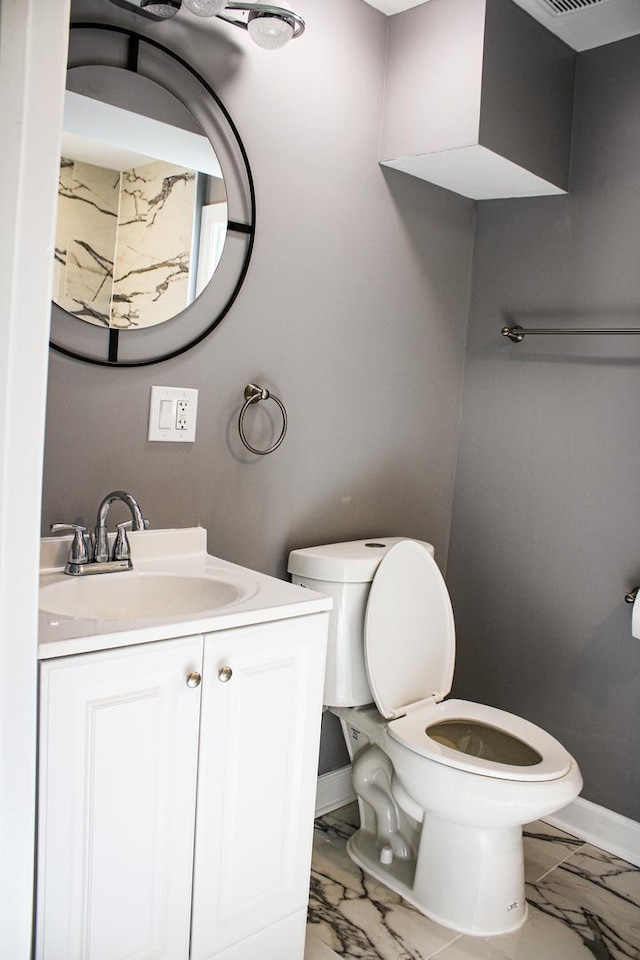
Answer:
[448,34,640,821]
[42,0,475,772]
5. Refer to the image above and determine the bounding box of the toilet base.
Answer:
[347,816,528,937]
[334,705,534,936]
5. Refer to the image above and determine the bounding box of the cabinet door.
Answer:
[190,614,328,960]
[37,636,203,960]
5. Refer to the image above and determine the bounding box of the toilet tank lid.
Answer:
[287,537,434,583]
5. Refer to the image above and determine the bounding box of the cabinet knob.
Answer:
[186,671,202,688]
[217,666,233,683]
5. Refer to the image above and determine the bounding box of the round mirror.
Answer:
[50,23,255,366]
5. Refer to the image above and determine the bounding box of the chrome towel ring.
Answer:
[238,383,288,456]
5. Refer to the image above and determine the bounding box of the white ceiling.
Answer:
[362,0,640,51]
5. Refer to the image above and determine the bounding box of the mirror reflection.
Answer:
[54,87,227,330]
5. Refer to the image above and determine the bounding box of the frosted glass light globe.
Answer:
[247,11,294,49]
[140,0,181,17]
[182,0,228,17]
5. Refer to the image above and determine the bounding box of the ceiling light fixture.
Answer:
[109,0,305,47]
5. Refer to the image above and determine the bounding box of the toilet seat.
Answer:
[364,540,571,782]
[364,539,455,720]
[388,698,571,781]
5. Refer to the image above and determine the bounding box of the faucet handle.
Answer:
[113,518,150,562]
[115,518,150,532]
[113,522,131,562]
[50,523,91,565]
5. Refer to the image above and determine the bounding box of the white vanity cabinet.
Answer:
[36,613,327,960]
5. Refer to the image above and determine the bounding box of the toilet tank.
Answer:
[287,538,434,708]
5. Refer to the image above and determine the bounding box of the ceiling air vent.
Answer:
[538,0,612,14]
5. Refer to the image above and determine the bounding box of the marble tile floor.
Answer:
[304,804,640,960]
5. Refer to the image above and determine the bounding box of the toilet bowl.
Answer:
[288,538,582,937]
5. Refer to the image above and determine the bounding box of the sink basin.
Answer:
[39,571,251,621]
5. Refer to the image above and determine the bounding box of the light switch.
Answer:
[159,399,174,430]
[148,386,198,442]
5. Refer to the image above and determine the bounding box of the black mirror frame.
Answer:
[50,22,256,367]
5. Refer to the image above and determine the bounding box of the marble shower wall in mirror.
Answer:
[55,155,200,328]
[54,87,228,330]
[55,157,119,324]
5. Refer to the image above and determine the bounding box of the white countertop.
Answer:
[39,527,331,660]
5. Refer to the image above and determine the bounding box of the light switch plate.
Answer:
[148,386,198,442]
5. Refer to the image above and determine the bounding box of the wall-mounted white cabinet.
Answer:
[36,614,327,960]
[380,0,576,200]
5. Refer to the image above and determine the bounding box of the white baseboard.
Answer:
[545,796,640,867]
[316,766,640,868]
[315,766,356,817]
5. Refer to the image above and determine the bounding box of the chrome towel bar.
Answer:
[502,324,640,343]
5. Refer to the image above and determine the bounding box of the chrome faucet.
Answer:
[94,490,145,563]
[51,490,147,576]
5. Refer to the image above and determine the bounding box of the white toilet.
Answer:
[288,537,582,937]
